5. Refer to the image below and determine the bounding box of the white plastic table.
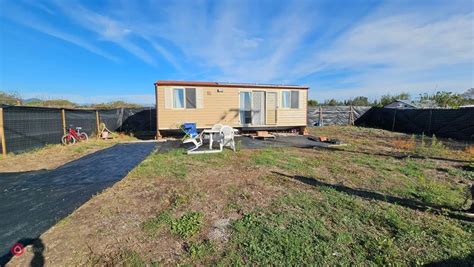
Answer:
[202,128,239,150]
[202,129,220,150]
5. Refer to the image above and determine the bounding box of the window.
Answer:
[282,91,291,108]
[185,88,196,108]
[173,88,184,108]
[173,88,196,109]
[282,91,299,109]
[291,91,299,108]
[240,92,252,124]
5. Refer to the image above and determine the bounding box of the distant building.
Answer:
[384,100,418,109]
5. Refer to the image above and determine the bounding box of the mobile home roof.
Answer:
[155,80,309,90]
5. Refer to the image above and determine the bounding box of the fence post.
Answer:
[0,108,7,156]
[95,110,100,136]
[427,109,433,136]
[61,109,66,135]
[349,105,353,125]
[391,109,397,131]
[319,106,323,126]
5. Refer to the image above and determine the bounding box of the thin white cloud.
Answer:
[304,9,474,100]
[0,2,118,61]
[149,42,183,72]
[51,1,157,66]
[319,13,474,70]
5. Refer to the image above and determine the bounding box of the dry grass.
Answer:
[465,145,474,156]
[0,134,137,172]
[391,138,416,150]
[7,126,474,266]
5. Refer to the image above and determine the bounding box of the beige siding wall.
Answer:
[156,85,307,129]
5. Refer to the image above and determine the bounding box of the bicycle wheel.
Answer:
[61,135,76,145]
[79,133,89,141]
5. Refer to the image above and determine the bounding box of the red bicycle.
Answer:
[61,126,89,145]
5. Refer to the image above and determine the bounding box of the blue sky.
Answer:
[0,0,473,105]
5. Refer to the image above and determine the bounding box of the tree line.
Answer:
[0,91,144,109]
[308,89,474,108]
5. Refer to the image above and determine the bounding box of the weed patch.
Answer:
[143,211,203,239]
[170,212,204,238]
[185,240,214,259]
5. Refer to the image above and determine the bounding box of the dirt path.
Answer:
[0,143,156,265]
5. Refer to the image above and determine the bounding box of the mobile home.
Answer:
[154,80,309,138]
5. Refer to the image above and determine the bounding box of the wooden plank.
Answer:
[251,135,276,140]
[61,109,66,135]
[95,110,100,136]
[0,108,6,156]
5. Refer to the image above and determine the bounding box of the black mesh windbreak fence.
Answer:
[355,107,474,140]
[99,109,123,131]
[121,108,156,138]
[65,109,97,136]
[0,106,157,154]
[3,106,63,153]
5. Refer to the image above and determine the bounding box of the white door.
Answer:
[266,92,277,125]
[252,91,265,125]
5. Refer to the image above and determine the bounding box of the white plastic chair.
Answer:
[210,124,224,142]
[219,125,236,152]
[183,131,204,152]
[211,124,224,131]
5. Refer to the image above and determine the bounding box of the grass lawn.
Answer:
[8,126,474,266]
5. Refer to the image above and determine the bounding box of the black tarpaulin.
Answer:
[355,107,474,141]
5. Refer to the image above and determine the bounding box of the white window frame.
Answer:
[281,90,299,109]
[172,87,196,109]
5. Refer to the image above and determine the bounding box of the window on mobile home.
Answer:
[173,88,196,109]
[291,91,299,108]
[282,91,299,109]
[185,88,196,108]
[173,89,184,108]
[240,92,252,124]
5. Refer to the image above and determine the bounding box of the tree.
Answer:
[419,91,465,108]
[25,99,77,108]
[0,91,22,105]
[307,100,318,107]
[379,95,394,106]
[378,92,410,106]
[348,96,370,106]
[88,101,143,109]
[323,99,342,106]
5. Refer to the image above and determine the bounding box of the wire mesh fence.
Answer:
[355,107,474,141]
[0,106,156,154]
[307,106,371,126]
